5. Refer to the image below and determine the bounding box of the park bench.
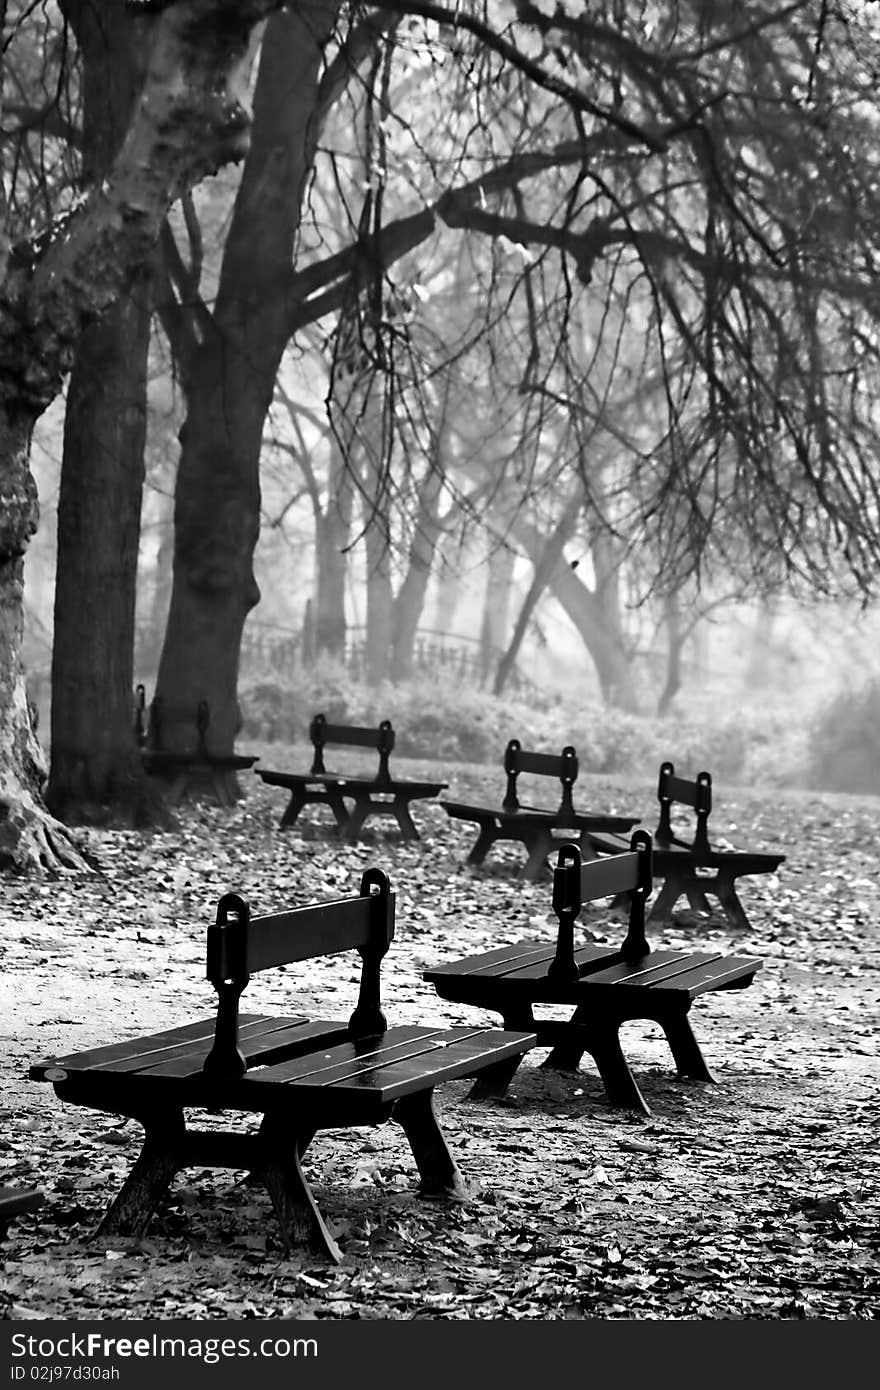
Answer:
[0,1185,43,1240]
[135,685,258,807]
[258,713,447,842]
[441,738,639,881]
[30,868,535,1263]
[424,832,763,1115]
[586,760,786,932]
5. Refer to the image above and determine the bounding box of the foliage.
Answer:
[239,663,816,788]
[808,680,880,795]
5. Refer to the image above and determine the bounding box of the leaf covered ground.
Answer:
[1,746,878,1320]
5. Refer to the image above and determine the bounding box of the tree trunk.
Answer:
[479,541,516,684]
[0,412,85,870]
[391,467,445,682]
[1,0,281,871]
[364,510,394,687]
[657,590,683,717]
[155,4,341,754]
[512,515,638,711]
[47,278,169,825]
[494,503,578,696]
[313,445,354,659]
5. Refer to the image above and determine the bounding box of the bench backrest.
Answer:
[549,831,654,982]
[309,712,396,786]
[202,866,395,1079]
[655,760,712,858]
[502,739,579,817]
[136,688,211,757]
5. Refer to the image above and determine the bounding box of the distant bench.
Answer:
[0,1185,43,1240]
[135,686,258,807]
[425,832,763,1115]
[258,713,447,842]
[30,868,535,1262]
[587,761,786,932]
[441,739,639,881]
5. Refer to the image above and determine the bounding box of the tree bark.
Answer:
[155,3,341,754]
[0,0,296,871]
[47,0,168,826]
[479,540,516,684]
[390,466,445,682]
[47,277,169,825]
[313,444,354,659]
[511,514,639,711]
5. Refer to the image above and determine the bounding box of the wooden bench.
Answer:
[425,832,763,1115]
[258,713,447,842]
[441,739,639,881]
[0,1185,43,1240]
[586,760,786,932]
[30,868,534,1263]
[135,685,258,807]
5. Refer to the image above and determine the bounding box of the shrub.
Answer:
[807,680,880,794]
[239,663,817,789]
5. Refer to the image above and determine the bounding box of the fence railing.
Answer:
[240,623,539,698]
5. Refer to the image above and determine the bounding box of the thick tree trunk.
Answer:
[1,0,283,870]
[0,411,86,869]
[155,4,340,754]
[47,279,169,825]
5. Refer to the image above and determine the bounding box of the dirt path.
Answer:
[1,752,877,1319]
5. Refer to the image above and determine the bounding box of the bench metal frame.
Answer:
[0,1185,43,1240]
[136,687,257,806]
[31,869,534,1262]
[442,739,639,881]
[588,761,786,931]
[258,714,447,842]
[425,834,763,1115]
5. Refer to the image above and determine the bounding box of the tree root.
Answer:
[0,789,94,874]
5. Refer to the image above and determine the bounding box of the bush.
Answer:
[238,662,817,788]
[807,680,880,794]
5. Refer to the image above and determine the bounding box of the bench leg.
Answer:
[94,1109,186,1239]
[255,1116,342,1264]
[543,1008,650,1114]
[467,1053,525,1101]
[341,795,371,843]
[394,1090,469,1200]
[713,869,752,932]
[392,796,420,841]
[521,827,553,882]
[647,872,687,927]
[465,823,499,867]
[467,1005,535,1101]
[587,1026,651,1115]
[279,787,308,830]
[685,882,713,915]
[660,1011,715,1083]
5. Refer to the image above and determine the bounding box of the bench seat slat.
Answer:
[122,1020,351,1079]
[244,1025,460,1087]
[29,1013,269,1075]
[0,1186,44,1218]
[323,1029,536,1101]
[247,1028,534,1104]
[571,950,726,988]
[425,942,559,978]
[644,955,763,995]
